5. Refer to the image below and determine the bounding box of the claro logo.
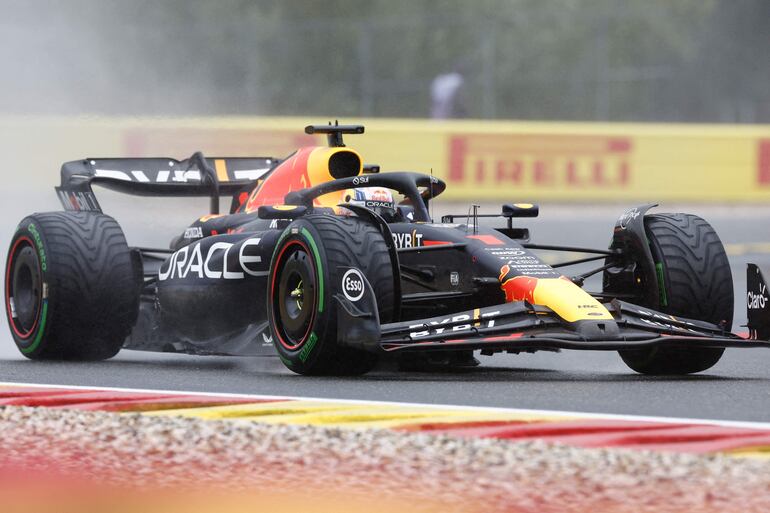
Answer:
[748,283,768,310]
[159,238,264,281]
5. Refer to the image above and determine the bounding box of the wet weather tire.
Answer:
[619,213,733,375]
[267,214,395,376]
[4,212,139,360]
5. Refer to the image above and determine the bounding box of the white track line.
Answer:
[3,380,770,431]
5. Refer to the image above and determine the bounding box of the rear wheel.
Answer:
[618,213,733,375]
[4,212,139,360]
[267,214,395,375]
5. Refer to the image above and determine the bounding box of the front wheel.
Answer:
[617,213,733,375]
[267,214,395,376]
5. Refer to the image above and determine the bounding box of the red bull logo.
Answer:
[499,264,539,303]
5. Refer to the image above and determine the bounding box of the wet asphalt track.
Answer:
[2,189,770,422]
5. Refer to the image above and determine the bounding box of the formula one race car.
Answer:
[5,123,770,375]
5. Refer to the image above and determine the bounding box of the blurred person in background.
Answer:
[430,67,467,119]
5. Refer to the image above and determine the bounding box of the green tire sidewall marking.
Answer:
[20,222,49,354]
[298,332,318,363]
[300,227,324,314]
[20,301,48,354]
[26,223,47,272]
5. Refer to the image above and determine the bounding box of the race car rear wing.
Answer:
[56,152,276,215]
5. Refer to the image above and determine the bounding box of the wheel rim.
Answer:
[271,240,317,351]
[6,237,42,339]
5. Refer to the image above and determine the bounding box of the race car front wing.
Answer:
[371,299,770,354]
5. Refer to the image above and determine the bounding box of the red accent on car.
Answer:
[467,235,504,246]
[444,332,523,344]
[482,333,524,342]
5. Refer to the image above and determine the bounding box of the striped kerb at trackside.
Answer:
[2,383,769,458]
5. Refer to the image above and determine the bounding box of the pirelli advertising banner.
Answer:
[348,119,770,202]
[1,116,769,202]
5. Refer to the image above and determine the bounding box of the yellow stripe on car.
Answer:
[533,278,614,322]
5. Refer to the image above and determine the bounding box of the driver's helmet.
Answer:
[343,187,397,219]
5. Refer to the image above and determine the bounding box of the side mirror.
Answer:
[502,203,539,218]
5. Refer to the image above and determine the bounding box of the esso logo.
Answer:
[342,268,365,302]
